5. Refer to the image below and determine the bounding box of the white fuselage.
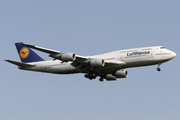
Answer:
[20,46,176,75]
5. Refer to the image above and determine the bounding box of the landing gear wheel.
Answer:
[92,76,96,79]
[84,74,89,78]
[157,63,162,72]
[157,68,161,71]
[89,76,93,80]
[99,78,104,82]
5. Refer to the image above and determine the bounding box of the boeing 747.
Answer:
[5,43,176,82]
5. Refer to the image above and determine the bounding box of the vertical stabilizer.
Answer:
[15,42,44,63]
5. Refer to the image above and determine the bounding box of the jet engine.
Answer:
[90,59,105,67]
[105,74,117,80]
[50,53,76,62]
[113,70,128,78]
[105,70,128,81]
[60,53,76,62]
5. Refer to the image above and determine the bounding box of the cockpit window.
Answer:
[160,47,166,49]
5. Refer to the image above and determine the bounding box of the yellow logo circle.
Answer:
[19,47,30,59]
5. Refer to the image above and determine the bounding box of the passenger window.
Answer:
[160,47,165,49]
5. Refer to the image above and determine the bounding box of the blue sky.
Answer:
[1,1,179,120]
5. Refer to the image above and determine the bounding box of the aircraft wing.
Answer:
[5,60,35,67]
[18,43,125,71]
[18,43,89,62]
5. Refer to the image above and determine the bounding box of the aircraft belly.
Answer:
[94,64,126,73]
[124,59,168,68]
[48,64,79,74]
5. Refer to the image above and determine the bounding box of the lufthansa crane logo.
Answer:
[19,47,30,59]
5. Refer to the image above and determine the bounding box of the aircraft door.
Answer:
[146,50,153,62]
[40,66,48,72]
[148,51,153,58]
[120,56,123,61]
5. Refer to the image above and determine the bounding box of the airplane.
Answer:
[5,42,176,82]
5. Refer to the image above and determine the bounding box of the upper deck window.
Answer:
[160,47,166,49]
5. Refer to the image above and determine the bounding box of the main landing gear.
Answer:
[85,74,104,82]
[84,70,97,80]
[84,72,105,82]
[156,63,162,71]
[84,74,96,80]
[84,70,105,82]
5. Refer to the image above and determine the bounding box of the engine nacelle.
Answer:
[60,53,76,62]
[90,59,105,67]
[49,53,76,62]
[113,70,128,78]
[105,74,117,81]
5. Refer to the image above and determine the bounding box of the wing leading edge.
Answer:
[18,43,90,63]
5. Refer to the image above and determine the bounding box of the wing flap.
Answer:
[5,60,35,67]
[75,55,89,63]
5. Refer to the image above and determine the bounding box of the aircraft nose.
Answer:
[171,51,176,58]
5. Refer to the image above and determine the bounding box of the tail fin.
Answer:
[15,42,44,63]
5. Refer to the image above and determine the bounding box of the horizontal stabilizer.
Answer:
[5,60,35,67]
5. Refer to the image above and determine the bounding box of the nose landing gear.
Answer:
[157,63,162,71]
[157,68,161,71]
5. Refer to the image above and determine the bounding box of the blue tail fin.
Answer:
[15,42,44,63]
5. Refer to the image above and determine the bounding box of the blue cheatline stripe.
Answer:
[15,42,44,63]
